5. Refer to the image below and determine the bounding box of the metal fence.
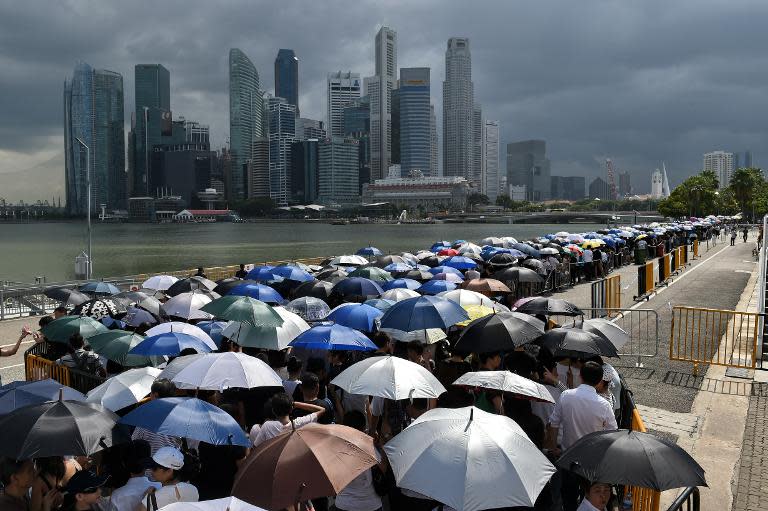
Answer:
[664,487,699,511]
[590,275,622,317]
[24,342,105,393]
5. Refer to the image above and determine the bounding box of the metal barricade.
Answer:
[590,275,622,317]
[669,306,761,375]
[664,487,700,511]
[25,355,69,385]
[692,240,699,259]
[636,261,654,299]
[658,253,672,283]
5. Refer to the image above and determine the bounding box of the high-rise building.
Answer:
[248,139,270,199]
[443,38,476,187]
[343,97,370,136]
[327,71,361,137]
[430,105,438,177]
[290,139,319,204]
[703,150,734,189]
[390,88,401,167]
[472,104,483,188]
[64,62,126,214]
[589,177,610,200]
[651,169,664,199]
[229,49,263,201]
[550,176,585,201]
[506,140,551,201]
[267,96,296,206]
[296,118,326,140]
[318,137,360,204]
[398,67,431,176]
[481,120,500,202]
[733,150,753,171]
[274,49,299,116]
[618,171,631,196]
[132,64,170,198]
[366,26,397,181]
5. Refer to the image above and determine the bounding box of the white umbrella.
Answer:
[384,406,556,511]
[86,367,162,412]
[161,291,215,320]
[479,237,504,247]
[554,231,570,238]
[379,327,447,344]
[158,352,282,391]
[141,275,179,291]
[329,255,369,266]
[453,371,554,403]
[159,496,266,511]
[381,288,420,302]
[330,355,446,400]
[457,243,482,255]
[501,236,519,247]
[221,306,310,350]
[437,289,497,308]
[145,322,216,349]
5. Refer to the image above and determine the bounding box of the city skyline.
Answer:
[2,1,768,201]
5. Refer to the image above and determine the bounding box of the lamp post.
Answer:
[74,137,92,279]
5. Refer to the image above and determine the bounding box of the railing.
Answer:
[664,486,700,511]
[636,261,655,299]
[24,342,106,393]
[590,275,622,317]
[759,214,767,361]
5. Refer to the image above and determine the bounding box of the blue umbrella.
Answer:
[364,298,396,313]
[356,246,383,256]
[331,277,384,298]
[431,272,464,283]
[441,256,478,270]
[452,239,467,247]
[79,282,120,295]
[289,324,377,351]
[271,266,314,282]
[428,266,464,276]
[417,280,458,295]
[384,262,413,273]
[128,332,214,356]
[0,379,85,415]
[379,295,470,332]
[430,241,451,252]
[326,303,384,332]
[384,278,422,291]
[195,320,230,347]
[245,265,275,281]
[120,397,249,446]
[228,283,284,304]
[100,317,127,329]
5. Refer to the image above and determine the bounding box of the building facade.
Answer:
[318,137,360,204]
[443,38,476,185]
[506,140,551,201]
[274,49,299,116]
[366,26,397,181]
[481,120,500,202]
[290,139,319,204]
[132,64,170,198]
[589,177,610,200]
[363,175,470,211]
[399,67,431,177]
[327,71,361,138]
[296,118,326,140]
[229,49,263,200]
[267,96,297,206]
[550,176,585,201]
[703,150,735,189]
[248,139,270,199]
[618,171,631,197]
[430,104,438,177]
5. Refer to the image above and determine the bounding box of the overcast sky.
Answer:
[2,0,767,201]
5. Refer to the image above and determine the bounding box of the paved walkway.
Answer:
[732,386,768,511]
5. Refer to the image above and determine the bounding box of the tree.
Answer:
[728,168,763,221]
[658,170,720,218]
[467,193,490,211]
[495,194,514,209]
[232,197,277,217]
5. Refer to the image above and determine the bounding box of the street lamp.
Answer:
[74,137,92,279]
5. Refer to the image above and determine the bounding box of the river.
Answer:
[0,221,605,283]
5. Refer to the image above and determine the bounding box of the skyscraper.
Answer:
[443,38,475,185]
[472,104,483,188]
[481,120,500,202]
[398,67,431,176]
[327,71,361,137]
[64,62,125,214]
[133,64,170,197]
[589,177,610,200]
[430,105,438,177]
[290,139,319,204]
[366,26,397,181]
[318,137,360,204]
[507,140,551,201]
[274,49,299,116]
[618,171,631,196]
[703,151,734,189]
[296,118,326,140]
[229,49,263,201]
[267,96,296,206]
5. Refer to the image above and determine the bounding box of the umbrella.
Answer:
[292,280,334,300]
[113,291,162,316]
[380,288,421,302]
[128,332,216,356]
[123,306,159,327]
[158,352,282,391]
[245,266,276,282]
[428,266,464,277]
[213,278,252,295]
[364,298,396,313]
[395,269,434,281]
[41,316,108,344]
[328,255,369,267]
[556,429,707,491]
[289,324,377,351]
[356,246,383,256]
[331,277,384,299]
[456,305,497,327]
[161,291,215,320]
[73,298,127,320]
[88,331,164,368]
[515,296,583,316]
[442,256,478,270]
[373,255,409,268]
[453,371,554,403]
[44,287,90,307]
[145,322,215,347]
[271,265,315,282]
[563,318,630,350]
[522,259,548,275]
[221,307,310,350]
[537,328,619,358]
[348,266,393,283]
[430,241,452,252]
[379,295,470,332]
[383,278,421,291]
[461,278,511,294]
[141,275,179,291]
[539,247,561,256]
[437,248,459,256]
[228,283,284,304]
[160,497,266,511]
[79,281,121,295]
[437,289,499,307]
[85,367,162,412]
[493,267,544,284]
[194,320,230,347]
[0,379,85,415]
[454,312,545,353]
[331,355,446,399]
[315,268,349,284]
[166,276,217,297]
[488,253,518,267]
[417,280,458,295]
[431,272,464,283]
[285,296,332,321]
[480,236,505,246]
[379,327,447,344]
[232,423,379,510]
[200,295,283,327]
[326,303,383,332]
[0,398,127,459]
[383,262,413,273]
[120,397,249,446]
[383,406,555,511]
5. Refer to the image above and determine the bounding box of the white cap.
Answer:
[152,447,184,470]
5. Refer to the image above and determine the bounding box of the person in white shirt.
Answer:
[333,410,384,511]
[282,356,303,396]
[576,482,611,511]
[142,447,199,510]
[250,392,326,447]
[109,440,161,511]
[581,249,594,280]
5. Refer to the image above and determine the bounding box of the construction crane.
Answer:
[605,158,617,200]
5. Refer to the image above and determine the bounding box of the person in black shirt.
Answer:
[235,264,248,279]
[292,373,334,425]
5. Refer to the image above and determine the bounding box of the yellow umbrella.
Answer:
[581,240,605,249]
[456,305,496,327]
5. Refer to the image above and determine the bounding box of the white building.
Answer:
[703,150,734,189]
[327,71,361,138]
[651,169,664,199]
[363,174,470,211]
[443,37,476,186]
[481,120,500,202]
[365,26,397,182]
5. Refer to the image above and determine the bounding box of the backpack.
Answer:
[73,349,102,375]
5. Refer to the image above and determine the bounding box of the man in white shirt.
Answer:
[109,440,161,511]
[581,249,594,280]
[251,392,326,447]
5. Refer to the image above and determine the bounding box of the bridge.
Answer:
[438,210,666,225]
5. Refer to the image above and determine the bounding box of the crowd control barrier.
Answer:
[590,275,621,317]
[24,343,105,393]
[692,239,699,259]
[664,487,700,511]
[636,262,655,299]
[659,253,672,283]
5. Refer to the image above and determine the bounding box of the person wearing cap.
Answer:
[141,447,199,510]
[109,440,161,511]
[60,470,108,511]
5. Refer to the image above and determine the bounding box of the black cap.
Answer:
[64,470,109,494]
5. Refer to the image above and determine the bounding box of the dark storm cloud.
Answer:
[2,0,767,195]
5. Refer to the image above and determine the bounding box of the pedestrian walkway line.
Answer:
[0,363,24,370]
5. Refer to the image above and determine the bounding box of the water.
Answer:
[0,221,605,283]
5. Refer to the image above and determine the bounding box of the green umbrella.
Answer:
[348,266,394,283]
[200,296,283,327]
[87,331,164,368]
[41,316,108,344]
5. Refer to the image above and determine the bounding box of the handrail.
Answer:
[664,486,700,511]
[758,214,767,362]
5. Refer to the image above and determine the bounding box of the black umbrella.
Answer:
[522,259,547,275]
[515,296,583,316]
[453,312,545,353]
[537,327,619,358]
[488,253,518,268]
[166,276,217,297]
[0,398,128,459]
[292,280,333,300]
[112,291,163,316]
[394,269,433,282]
[556,429,707,491]
[214,278,251,295]
[315,268,349,284]
[44,287,90,307]
[419,255,442,268]
[373,255,408,268]
[493,267,544,284]
[138,288,168,300]
[73,298,127,320]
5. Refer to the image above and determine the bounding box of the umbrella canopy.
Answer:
[44,287,90,306]
[285,296,332,321]
[141,275,179,291]
[454,312,545,353]
[166,276,217,297]
[87,331,164,368]
[213,278,249,296]
[384,406,555,511]
[328,255,369,267]
[383,278,422,291]
[41,316,108,344]
[195,320,230,347]
[516,296,583,316]
[228,283,285,304]
[326,303,383,332]
[556,429,706,491]
[417,280,458,295]
[0,380,85,415]
[292,280,334,300]
[453,371,554,403]
[383,262,413,273]
[363,298,396,313]
[200,295,283,327]
[428,266,464,277]
[522,259,548,275]
[395,269,434,281]
[113,291,162,316]
[563,318,630,350]
[442,256,478,270]
[123,306,159,328]
[437,289,498,308]
[145,322,215,346]
[79,281,121,295]
[437,248,459,256]
[538,327,619,358]
[158,353,282,391]
[161,291,215,320]
[356,246,383,256]
[245,266,276,282]
[159,497,266,511]
[379,327,447,344]
[461,278,511,294]
[221,307,310,350]
[73,298,127,320]
[331,355,446,399]
[271,265,315,283]
[129,332,216,356]
[331,277,384,299]
[232,423,379,510]
[379,295,469,332]
[85,367,162,412]
[493,267,544,284]
[374,255,409,268]
[380,288,421,302]
[120,397,249,446]
[539,247,561,256]
[315,269,349,284]
[431,272,464,283]
[0,399,127,459]
[289,324,377,351]
[480,236,505,246]
[488,253,519,268]
[347,266,393,283]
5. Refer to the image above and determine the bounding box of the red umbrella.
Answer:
[438,248,459,256]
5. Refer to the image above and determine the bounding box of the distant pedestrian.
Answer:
[730,230,737,246]
[235,264,248,279]
[743,226,749,243]
[194,267,207,279]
